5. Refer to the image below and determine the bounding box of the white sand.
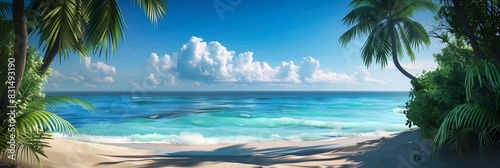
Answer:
[11,129,496,168]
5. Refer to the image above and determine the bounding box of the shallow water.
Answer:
[46,91,412,145]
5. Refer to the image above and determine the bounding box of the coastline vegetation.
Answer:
[0,0,168,166]
[341,0,500,160]
[404,0,500,159]
[0,0,498,166]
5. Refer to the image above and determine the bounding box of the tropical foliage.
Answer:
[405,0,500,158]
[438,1,500,56]
[433,60,500,157]
[438,0,500,63]
[339,0,438,80]
[405,39,477,140]
[26,0,167,74]
[0,43,95,166]
[0,0,169,111]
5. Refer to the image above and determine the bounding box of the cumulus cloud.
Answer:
[83,57,116,83]
[299,56,356,84]
[48,57,117,88]
[130,81,140,88]
[147,73,160,85]
[144,53,177,86]
[354,69,387,84]
[135,36,385,87]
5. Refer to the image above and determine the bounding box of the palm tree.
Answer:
[0,0,168,109]
[339,0,438,80]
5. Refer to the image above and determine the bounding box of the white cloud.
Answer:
[83,83,97,88]
[83,57,116,83]
[132,36,387,87]
[145,53,178,86]
[130,81,140,88]
[354,69,387,84]
[299,56,356,84]
[147,73,160,85]
[48,58,117,88]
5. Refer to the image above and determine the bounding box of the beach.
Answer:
[34,129,500,168]
[24,92,497,168]
[34,129,430,168]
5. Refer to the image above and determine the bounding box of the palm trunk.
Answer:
[451,0,486,60]
[0,0,28,110]
[39,38,60,75]
[388,19,416,80]
[484,44,500,66]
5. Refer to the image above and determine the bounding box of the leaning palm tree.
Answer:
[0,0,168,109]
[339,0,438,80]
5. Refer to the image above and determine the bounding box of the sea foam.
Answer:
[392,108,406,113]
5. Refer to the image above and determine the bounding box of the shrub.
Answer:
[405,40,477,140]
[433,60,499,157]
[0,42,95,166]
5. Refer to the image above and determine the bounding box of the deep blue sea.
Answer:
[44,91,412,145]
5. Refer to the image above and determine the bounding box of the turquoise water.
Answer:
[45,91,411,145]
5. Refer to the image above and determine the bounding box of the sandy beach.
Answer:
[0,129,488,168]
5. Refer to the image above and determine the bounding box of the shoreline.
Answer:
[36,129,420,167]
[32,129,497,167]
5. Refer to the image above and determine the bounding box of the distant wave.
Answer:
[52,132,273,145]
[321,129,399,137]
[392,108,406,114]
[267,117,349,129]
[52,129,399,145]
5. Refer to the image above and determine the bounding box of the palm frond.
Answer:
[0,19,14,44]
[396,23,416,62]
[395,0,438,18]
[340,0,435,72]
[349,0,383,10]
[482,60,500,92]
[479,122,500,154]
[397,18,430,50]
[25,96,96,113]
[84,0,126,58]
[465,64,482,101]
[392,22,405,60]
[433,103,497,155]
[16,110,79,136]
[130,0,168,25]
[361,21,391,68]
[339,20,378,47]
[0,2,12,17]
[0,131,51,166]
[37,0,85,60]
[342,6,382,26]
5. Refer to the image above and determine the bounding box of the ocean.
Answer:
[45,91,412,145]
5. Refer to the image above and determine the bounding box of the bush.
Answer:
[433,60,500,157]
[405,40,477,140]
[0,42,95,166]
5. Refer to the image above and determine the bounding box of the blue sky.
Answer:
[30,0,445,91]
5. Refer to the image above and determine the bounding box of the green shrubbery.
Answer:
[406,39,500,156]
[405,40,477,140]
[0,43,95,166]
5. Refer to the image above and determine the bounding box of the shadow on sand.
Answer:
[95,129,499,168]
